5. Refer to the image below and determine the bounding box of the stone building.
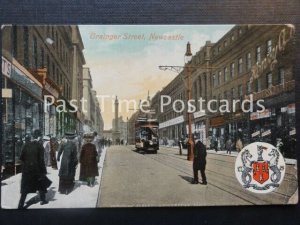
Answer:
[151,25,295,156]
[2,25,85,174]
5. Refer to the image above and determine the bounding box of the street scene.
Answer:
[1,24,298,208]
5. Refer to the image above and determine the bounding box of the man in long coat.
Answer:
[57,132,78,194]
[80,133,99,186]
[18,130,48,209]
[191,139,207,185]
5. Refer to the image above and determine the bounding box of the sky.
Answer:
[79,25,234,130]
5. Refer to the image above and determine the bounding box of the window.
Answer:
[267,39,272,55]
[12,26,18,57]
[218,71,222,85]
[238,58,243,74]
[231,88,235,99]
[247,81,251,94]
[33,36,38,69]
[213,74,216,87]
[23,27,29,67]
[256,46,261,63]
[238,85,243,97]
[239,28,242,35]
[40,47,44,68]
[279,68,285,84]
[256,79,261,92]
[224,40,228,47]
[230,63,235,78]
[224,91,227,99]
[267,73,272,88]
[231,35,235,41]
[224,67,228,82]
[218,46,221,52]
[47,55,50,75]
[52,64,55,81]
[247,52,251,71]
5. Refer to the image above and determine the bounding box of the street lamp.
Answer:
[184,42,194,161]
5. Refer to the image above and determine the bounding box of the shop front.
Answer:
[2,57,43,175]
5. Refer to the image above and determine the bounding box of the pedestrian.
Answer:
[79,133,99,186]
[178,138,182,155]
[93,131,102,159]
[191,138,207,185]
[18,130,50,209]
[43,136,51,166]
[49,137,58,169]
[226,137,232,154]
[57,132,78,195]
[236,138,243,152]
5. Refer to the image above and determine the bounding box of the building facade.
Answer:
[151,25,295,157]
[1,25,102,175]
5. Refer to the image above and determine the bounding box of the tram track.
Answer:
[139,147,295,205]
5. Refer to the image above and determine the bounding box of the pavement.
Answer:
[1,147,107,209]
[98,145,298,207]
[162,145,297,165]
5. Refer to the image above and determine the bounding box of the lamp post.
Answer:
[184,42,194,161]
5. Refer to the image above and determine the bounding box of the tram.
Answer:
[135,118,159,153]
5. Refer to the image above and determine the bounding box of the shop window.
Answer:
[230,63,235,78]
[267,39,272,55]
[279,68,285,85]
[247,52,251,71]
[267,73,272,88]
[238,58,243,74]
[256,46,261,63]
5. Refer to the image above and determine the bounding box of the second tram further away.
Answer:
[135,118,159,153]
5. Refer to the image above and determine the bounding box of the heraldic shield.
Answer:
[252,161,269,184]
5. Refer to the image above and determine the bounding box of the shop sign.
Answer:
[289,128,296,136]
[281,107,287,113]
[210,116,225,127]
[250,25,295,80]
[261,129,271,137]
[287,103,295,114]
[194,111,206,119]
[2,56,11,78]
[2,88,12,98]
[11,66,42,99]
[159,115,184,129]
[45,82,59,99]
[250,109,271,120]
[251,131,260,137]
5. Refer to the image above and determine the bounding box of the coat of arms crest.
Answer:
[235,142,285,194]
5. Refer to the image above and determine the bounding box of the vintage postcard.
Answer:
[1,24,297,208]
